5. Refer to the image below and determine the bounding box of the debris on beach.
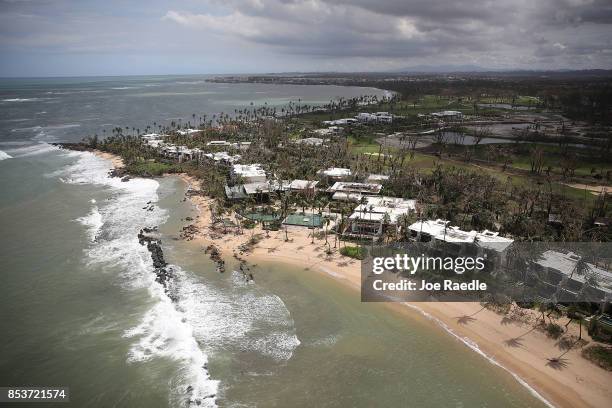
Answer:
[204,244,225,273]
[180,224,199,240]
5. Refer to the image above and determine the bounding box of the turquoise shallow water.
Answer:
[0,76,549,407]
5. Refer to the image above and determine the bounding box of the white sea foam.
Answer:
[2,98,41,102]
[0,150,12,161]
[54,151,301,405]
[76,206,103,242]
[56,151,219,406]
[177,270,301,361]
[6,142,59,158]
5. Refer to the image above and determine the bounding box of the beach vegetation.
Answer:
[544,322,564,339]
[340,245,365,260]
[581,345,612,371]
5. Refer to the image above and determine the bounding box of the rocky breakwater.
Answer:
[204,245,225,273]
[137,227,178,302]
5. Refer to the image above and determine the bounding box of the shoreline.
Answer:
[94,151,612,408]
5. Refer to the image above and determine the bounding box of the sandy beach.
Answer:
[93,150,124,168]
[93,153,611,408]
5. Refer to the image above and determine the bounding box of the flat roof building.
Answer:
[232,164,267,183]
[328,181,383,195]
[319,167,352,180]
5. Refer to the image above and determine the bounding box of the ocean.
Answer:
[0,76,549,407]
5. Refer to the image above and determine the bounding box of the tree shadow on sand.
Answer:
[502,326,537,349]
[503,337,524,348]
[456,315,477,325]
[546,349,572,370]
[455,306,486,325]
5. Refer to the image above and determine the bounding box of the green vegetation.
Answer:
[544,322,564,339]
[581,345,612,371]
[340,245,365,260]
[125,160,175,176]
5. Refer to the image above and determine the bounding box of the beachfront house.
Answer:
[345,196,417,238]
[231,164,267,183]
[287,180,319,194]
[532,251,612,302]
[203,151,241,164]
[408,219,514,254]
[327,182,383,196]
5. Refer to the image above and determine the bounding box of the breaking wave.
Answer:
[5,142,59,158]
[57,151,219,407]
[0,150,12,161]
[53,151,300,406]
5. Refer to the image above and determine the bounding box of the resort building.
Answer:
[287,180,319,194]
[331,192,364,202]
[408,219,513,251]
[224,185,248,200]
[355,112,393,123]
[319,167,352,180]
[203,151,241,164]
[231,164,267,183]
[206,140,252,150]
[533,250,612,301]
[327,182,383,195]
[345,196,417,238]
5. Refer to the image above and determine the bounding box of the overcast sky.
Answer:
[1,0,611,77]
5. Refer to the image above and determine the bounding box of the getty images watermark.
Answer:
[371,253,488,292]
[361,242,612,303]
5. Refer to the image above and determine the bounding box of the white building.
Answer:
[319,167,352,180]
[355,112,393,123]
[177,128,201,136]
[408,219,513,252]
[203,151,241,164]
[287,180,319,193]
[322,118,358,126]
[534,251,612,298]
[206,140,251,150]
[366,174,390,183]
[328,182,383,195]
[346,196,417,237]
[232,164,267,183]
[431,111,463,119]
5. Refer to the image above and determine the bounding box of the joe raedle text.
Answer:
[366,254,489,298]
[372,279,487,292]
